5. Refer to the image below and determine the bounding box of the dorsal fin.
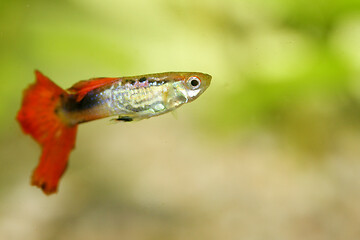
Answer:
[67,77,119,102]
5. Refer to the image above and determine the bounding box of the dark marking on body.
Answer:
[63,90,100,112]
[139,77,147,82]
[125,79,136,85]
[116,116,133,122]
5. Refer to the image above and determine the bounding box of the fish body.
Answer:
[17,71,211,194]
[60,72,211,125]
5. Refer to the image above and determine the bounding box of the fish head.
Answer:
[174,72,212,102]
[145,72,211,110]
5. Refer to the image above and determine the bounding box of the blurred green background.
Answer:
[1,0,360,239]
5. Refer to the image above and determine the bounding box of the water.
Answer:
[1,0,360,239]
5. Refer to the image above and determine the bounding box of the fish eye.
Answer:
[187,76,201,89]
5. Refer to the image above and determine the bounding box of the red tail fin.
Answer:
[17,70,78,195]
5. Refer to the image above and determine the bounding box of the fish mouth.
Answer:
[200,73,212,92]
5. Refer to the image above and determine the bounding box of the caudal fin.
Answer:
[17,70,78,195]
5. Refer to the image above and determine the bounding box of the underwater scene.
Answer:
[1,0,360,239]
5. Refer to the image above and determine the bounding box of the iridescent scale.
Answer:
[101,78,171,119]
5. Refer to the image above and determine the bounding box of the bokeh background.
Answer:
[1,0,360,239]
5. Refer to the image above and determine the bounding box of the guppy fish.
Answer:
[17,70,211,195]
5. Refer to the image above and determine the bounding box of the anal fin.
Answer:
[114,116,133,122]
